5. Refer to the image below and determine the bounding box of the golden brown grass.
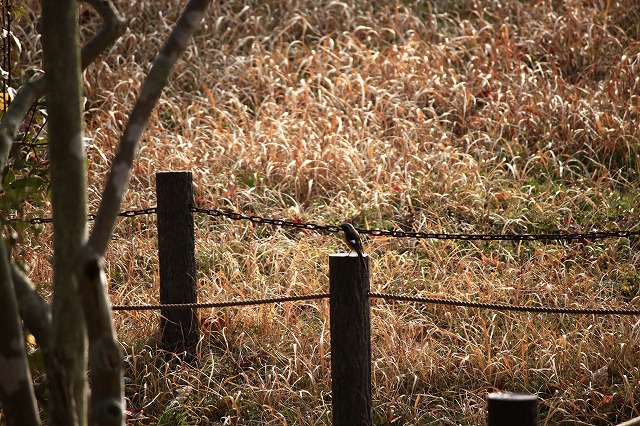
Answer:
[9,0,640,424]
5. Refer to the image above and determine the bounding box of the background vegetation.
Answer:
[7,0,640,424]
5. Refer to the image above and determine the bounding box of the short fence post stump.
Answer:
[156,171,199,357]
[330,253,372,426]
[488,392,538,426]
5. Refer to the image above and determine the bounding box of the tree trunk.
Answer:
[0,0,212,424]
[41,1,88,425]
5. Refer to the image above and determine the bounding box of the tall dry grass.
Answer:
[8,0,640,424]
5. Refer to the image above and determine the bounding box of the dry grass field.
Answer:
[8,0,640,424]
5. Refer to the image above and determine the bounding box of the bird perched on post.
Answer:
[340,222,367,269]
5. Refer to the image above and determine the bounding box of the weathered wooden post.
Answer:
[330,252,372,426]
[156,171,198,357]
[488,392,538,426]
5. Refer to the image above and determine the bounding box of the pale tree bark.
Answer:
[0,2,126,422]
[0,0,125,422]
[0,0,213,424]
[41,0,88,424]
[0,240,40,426]
[78,2,212,424]
[12,265,52,351]
[76,249,124,426]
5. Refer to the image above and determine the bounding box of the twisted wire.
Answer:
[111,292,330,311]
[111,291,639,316]
[369,292,640,316]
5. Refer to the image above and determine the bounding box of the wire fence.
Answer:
[8,204,633,316]
[5,207,157,225]
[4,6,638,422]
[368,292,640,316]
[6,204,640,316]
[111,291,640,316]
[193,206,640,241]
[10,205,640,242]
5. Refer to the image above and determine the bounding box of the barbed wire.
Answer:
[7,204,636,315]
[192,206,639,242]
[111,292,330,311]
[6,204,636,314]
[5,207,157,225]
[6,204,639,243]
[360,228,639,242]
[110,291,640,316]
[191,206,341,233]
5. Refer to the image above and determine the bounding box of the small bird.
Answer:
[340,222,367,269]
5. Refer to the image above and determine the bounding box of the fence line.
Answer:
[8,170,639,424]
[5,207,156,225]
[9,185,640,316]
[155,171,640,424]
[8,193,638,316]
[191,206,640,242]
[7,205,640,243]
[369,292,640,316]
[110,291,640,316]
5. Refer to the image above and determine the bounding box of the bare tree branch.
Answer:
[73,2,211,423]
[0,4,125,419]
[79,0,126,70]
[0,78,46,189]
[0,0,126,188]
[11,265,72,426]
[3,1,211,424]
[0,240,41,426]
[12,265,52,351]
[88,0,212,255]
[75,249,124,426]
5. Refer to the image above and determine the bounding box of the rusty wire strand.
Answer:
[111,291,640,316]
[191,206,639,242]
[5,207,157,225]
[369,292,640,316]
[111,292,330,311]
[190,206,342,233]
[7,205,639,243]
[6,205,638,315]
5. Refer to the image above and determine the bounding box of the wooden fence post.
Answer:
[156,171,199,356]
[488,392,538,426]
[330,253,372,426]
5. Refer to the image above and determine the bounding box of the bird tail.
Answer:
[358,252,367,269]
